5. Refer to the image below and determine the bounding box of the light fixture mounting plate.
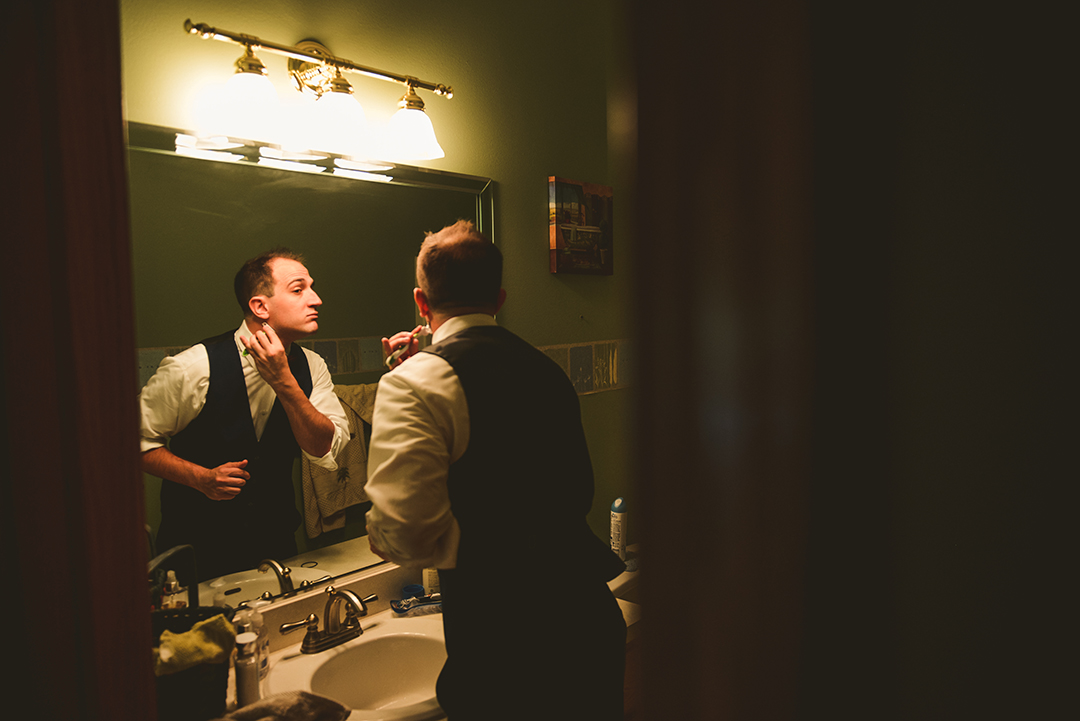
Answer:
[287,40,337,98]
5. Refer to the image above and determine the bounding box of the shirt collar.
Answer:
[432,314,498,344]
[234,322,257,369]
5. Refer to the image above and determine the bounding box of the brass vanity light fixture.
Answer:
[234,43,269,77]
[184,20,453,161]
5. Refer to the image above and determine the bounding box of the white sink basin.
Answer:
[268,612,446,720]
[198,566,331,607]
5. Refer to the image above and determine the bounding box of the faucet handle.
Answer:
[356,593,378,615]
[343,594,379,623]
[280,613,319,635]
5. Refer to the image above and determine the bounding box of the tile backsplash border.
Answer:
[137,337,632,397]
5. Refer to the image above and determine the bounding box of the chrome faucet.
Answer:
[258,558,294,596]
[280,585,379,654]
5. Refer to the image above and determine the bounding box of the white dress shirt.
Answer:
[139,323,349,470]
[365,314,499,570]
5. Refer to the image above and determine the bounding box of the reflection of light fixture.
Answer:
[381,85,445,161]
[256,147,326,173]
[257,157,326,173]
[175,133,243,151]
[333,168,394,182]
[184,20,453,160]
[334,157,393,182]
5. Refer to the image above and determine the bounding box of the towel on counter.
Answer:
[153,613,236,677]
[211,691,350,721]
[301,384,378,538]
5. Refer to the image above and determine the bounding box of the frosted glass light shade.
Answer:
[276,95,317,153]
[215,72,281,143]
[382,107,445,161]
[311,91,368,158]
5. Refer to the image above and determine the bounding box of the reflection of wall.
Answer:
[121,0,635,540]
[129,150,460,350]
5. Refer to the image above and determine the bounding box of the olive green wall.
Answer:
[121,0,636,543]
[128,149,478,348]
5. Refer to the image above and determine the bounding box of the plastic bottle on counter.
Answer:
[611,497,627,561]
[160,570,188,609]
[247,600,272,682]
[423,568,441,596]
[232,605,268,685]
[234,632,261,708]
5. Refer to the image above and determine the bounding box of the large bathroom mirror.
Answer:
[129,121,494,603]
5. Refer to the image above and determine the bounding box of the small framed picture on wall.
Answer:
[548,176,613,275]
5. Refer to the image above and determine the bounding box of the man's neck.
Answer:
[429,307,496,334]
[244,316,294,350]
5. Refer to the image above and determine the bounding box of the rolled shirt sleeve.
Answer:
[365,352,468,570]
[299,347,350,471]
[138,345,211,453]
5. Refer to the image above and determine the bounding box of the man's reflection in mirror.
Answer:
[139,248,349,580]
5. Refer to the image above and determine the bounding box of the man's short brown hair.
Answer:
[234,247,306,316]
[416,221,501,311]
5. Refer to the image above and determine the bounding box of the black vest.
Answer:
[423,325,624,583]
[157,331,311,578]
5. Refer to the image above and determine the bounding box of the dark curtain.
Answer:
[3,1,153,719]
[632,1,1063,719]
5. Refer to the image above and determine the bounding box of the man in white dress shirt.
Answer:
[366,221,626,720]
[139,248,348,580]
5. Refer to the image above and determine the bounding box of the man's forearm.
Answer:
[142,446,249,500]
[275,381,335,457]
[142,446,204,489]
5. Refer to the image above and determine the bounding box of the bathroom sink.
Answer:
[313,635,445,711]
[198,566,331,607]
[268,612,446,720]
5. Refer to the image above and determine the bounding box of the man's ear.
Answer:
[494,288,507,314]
[413,288,432,320]
[248,295,270,320]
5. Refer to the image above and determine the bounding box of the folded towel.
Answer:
[301,384,378,538]
[153,613,236,677]
[212,691,350,721]
[335,383,378,425]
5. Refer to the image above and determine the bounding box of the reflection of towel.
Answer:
[301,384,378,538]
[153,614,236,677]
[211,691,349,721]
